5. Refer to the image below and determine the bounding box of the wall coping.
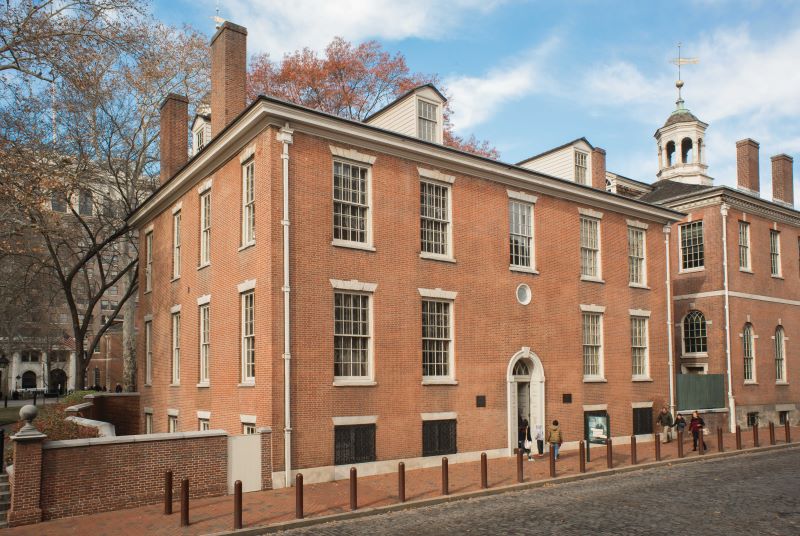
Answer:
[65,416,116,437]
[84,392,141,399]
[42,429,228,450]
[65,402,94,413]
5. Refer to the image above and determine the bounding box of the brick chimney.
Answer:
[771,154,794,207]
[736,138,760,194]
[210,21,248,136]
[591,147,607,190]
[159,93,189,184]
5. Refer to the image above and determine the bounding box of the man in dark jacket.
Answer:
[656,406,674,443]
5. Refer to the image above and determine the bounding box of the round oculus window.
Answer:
[516,283,531,305]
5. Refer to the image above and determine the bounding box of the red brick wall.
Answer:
[87,393,141,435]
[85,330,124,391]
[159,94,189,184]
[39,433,227,521]
[8,439,44,527]
[210,22,247,136]
[736,139,760,194]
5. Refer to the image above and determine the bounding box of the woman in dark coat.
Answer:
[689,411,707,451]
[519,418,533,460]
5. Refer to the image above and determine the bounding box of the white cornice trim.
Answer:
[197,179,212,194]
[332,415,378,426]
[143,314,153,322]
[418,167,455,184]
[330,279,377,292]
[418,287,457,300]
[167,408,179,417]
[580,304,606,313]
[197,410,211,419]
[507,189,539,204]
[421,411,457,421]
[240,414,257,424]
[626,219,649,230]
[171,201,182,214]
[239,145,255,163]
[144,224,154,233]
[330,145,376,165]
[632,401,653,408]
[170,304,181,314]
[675,290,800,307]
[629,308,651,317]
[197,294,211,306]
[583,404,607,411]
[144,407,153,414]
[237,279,256,293]
[579,207,603,219]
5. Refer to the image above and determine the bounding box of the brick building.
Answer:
[130,22,689,488]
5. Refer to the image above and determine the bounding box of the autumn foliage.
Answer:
[248,37,499,159]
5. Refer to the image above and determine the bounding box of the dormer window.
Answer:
[194,129,204,154]
[574,151,588,185]
[418,100,438,142]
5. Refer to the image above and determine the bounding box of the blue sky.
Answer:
[153,0,800,195]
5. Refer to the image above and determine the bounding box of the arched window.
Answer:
[775,326,786,382]
[743,323,755,381]
[683,310,707,354]
[666,141,676,166]
[696,138,703,163]
[681,138,693,163]
[513,360,531,378]
[21,371,36,389]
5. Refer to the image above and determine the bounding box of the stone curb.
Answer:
[207,442,798,536]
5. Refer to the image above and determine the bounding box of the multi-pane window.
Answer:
[775,326,786,382]
[582,312,603,378]
[770,230,781,276]
[420,181,450,256]
[144,320,152,385]
[242,160,255,245]
[145,413,153,434]
[171,312,181,384]
[78,190,93,216]
[743,323,755,382]
[172,211,181,279]
[738,221,750,270]
[633,407,653,435]
[418,100,437,142]
[333,161,369,243]
[422,300,452,378]
[199,304,210,384]
[580,217,600,278]
[145,231,153,292]
[199,419,210,431]
[680,221,704,270]
[243,424,257,435]
[241,291,255,382]
[200,191,211,265]
[574,151,588,185]
[195,129,204,153]
[51,193,66,212]
[422,419,457,456]
[628,227,645,285]
[509,201,533,268]
[168,415,178,433]
[631,317,648,378]
[683,310,707,354]
[334,424,376,465]
[334,293,370,378]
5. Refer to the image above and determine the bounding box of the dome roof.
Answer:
[663,109,699,127]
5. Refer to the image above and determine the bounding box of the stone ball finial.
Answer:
[19,404,38,423]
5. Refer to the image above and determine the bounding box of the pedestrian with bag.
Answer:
[547,420,563,460]
[519,419,533,460]
[689,411,707,451]
[656,406,674,443]
[534,423,545,458]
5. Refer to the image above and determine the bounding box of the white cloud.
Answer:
[444,37,559,132]
[216,0,505,56]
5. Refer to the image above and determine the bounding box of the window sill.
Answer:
[144,383,152,387]
[238,381,256,387]
[509,265,539,275]
[680,353,709,359]
[169,383,180,387]
[771,275,784,280]
[422,378,458,385]
[144,289,152,295]
[238,242,255,252]
[170,276,181,283]
[332,379,377,387]
[628,283,650,290]
[197,263,210,271]
[196,382,210,388]
[679,267,705,274]
[775,381,789,386]
[632,377,653,382]
[331,239,376,252]
[580,276,605,284]
[583,377,607,383]
[420,252,456,264]
[743,381,758,385]
[739,268,753,274]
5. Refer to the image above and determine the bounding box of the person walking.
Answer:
[519,419,534,461]
[689,411,707,451]
[534,423,545,458]
[656,406,674,443]
[547,420,563,460]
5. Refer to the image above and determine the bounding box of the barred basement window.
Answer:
[738,221,750,270]
[680,221,704,270]
[200,191,211,265]
[418,100,438,142]
[242,160,255,246]
[775,326,786,382]
[334,424,376,465]
[628,227,645,285]
[582,312,603,378]
[334,292,370,378]
[241,291,255,382]
[333,160,369,243]
[632,407,653,435]
[420,181,450,256]
[683,310,707,354]
[422,419,457,456]
[172,211,181,279]
[422,300,451,378]
[631,317,648,378]
[770,230,781,276]
[580,217,600,278]
[743,323,755,382]
[509,200,533,268]
[574,151,588,185]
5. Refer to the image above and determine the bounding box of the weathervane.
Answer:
[212,0,225,29]
[669,42,699,108]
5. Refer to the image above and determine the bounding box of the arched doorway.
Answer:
[21,370,37,389]
[506,347,545,453]
[49,368,68,394]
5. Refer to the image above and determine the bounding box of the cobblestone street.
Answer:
[278,448,800,536]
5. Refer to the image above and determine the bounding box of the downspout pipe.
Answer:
[278,123,294,487]
[720,204,736,432]
[663,225,676,416]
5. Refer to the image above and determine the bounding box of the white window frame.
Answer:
[144,319,152,385]
[333,290,375,385]
[200,191,211,266]
[582,309,605,381]
[243,423,257,435]
[627,226,647,287]
[199,418,210,431]
[679,221,704,272]
[743,323,756,383]
[199,303,210,385]
[194,128,204,154]
[420,178,454,262]
[580,216,602,281]
[145,231,153,292]
[770,229,781,277]
[242,159,255,247]
[738,221,751,271]
[241,290,255,384]
[682,310,709,357]
[574,150,588,185]
[171,311,180,385]
[421,297,456,384]
[145,413,153,434]
[172,211,181,279]
[509,200,535,270]
[332,159,372,249]
[775,326,787,383]
[631,316,650,380]
[417,98,438,143]
[168,415,178,433]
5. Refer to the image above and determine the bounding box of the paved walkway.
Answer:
[6,426,797,536]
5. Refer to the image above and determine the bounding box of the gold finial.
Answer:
[669,42,699,108]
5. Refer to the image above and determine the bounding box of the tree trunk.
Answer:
[122,273,137,391]
[74,348,87,390]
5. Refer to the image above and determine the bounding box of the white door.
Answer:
[227,434,262,493]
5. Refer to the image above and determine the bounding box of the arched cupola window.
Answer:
[681,138,693,163]
[666,141,676,166]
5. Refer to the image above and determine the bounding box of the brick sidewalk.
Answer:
[7,426,796,536]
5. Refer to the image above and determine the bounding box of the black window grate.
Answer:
[633,407,653,435]
[422,419,457,457]
[334,425,376,465]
